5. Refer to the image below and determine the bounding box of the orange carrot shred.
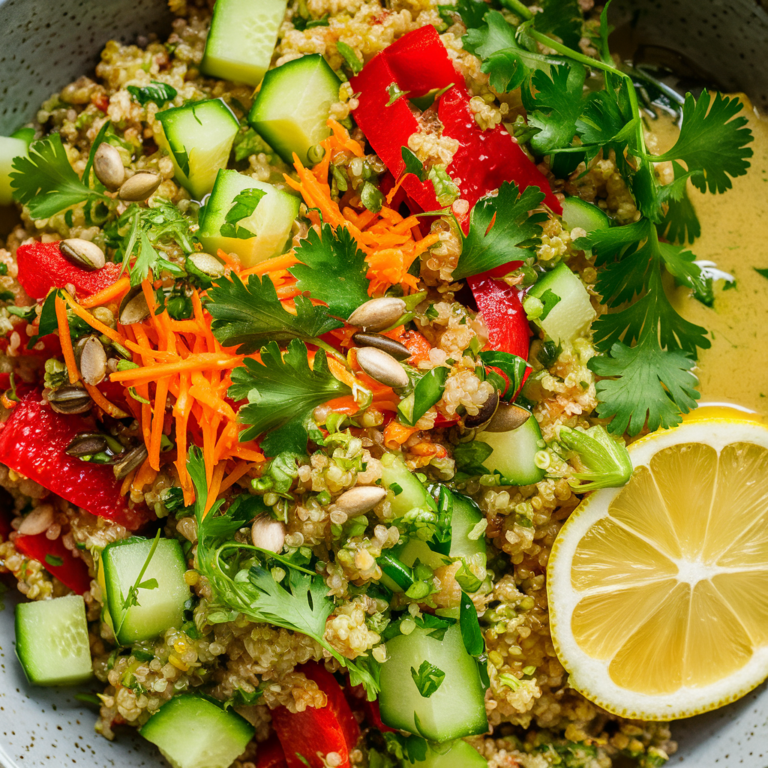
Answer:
[79,276,131,309]
[55,294,79,384]
[84,383,129,419]
[219,461,253,493]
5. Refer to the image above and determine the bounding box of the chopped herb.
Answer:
[115,531,161,637]
[337,42,364,74]
[126,81,178,106]
[220,188,266,239]
[400,147,427,182]
[386,83,408,106]
[459,590,484,656]
[44,554,64,568]
[427,165,460,207]
[410,660,446,698]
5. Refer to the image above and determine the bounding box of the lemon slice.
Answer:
[547,417,768,720]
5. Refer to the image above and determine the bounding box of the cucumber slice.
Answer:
[379,623,488,741]
[475,414,545,486]
[380,453,435,518]
[140,695,254,768]
[15,595,93,686]
[407,741,488,767]
[249,54,341,165]
[0,135,30,205]
[445,491,486,566]
[156,98,239,200]
[399,538,451,571]
[201,0,287,87]
[561,197,610,233]
[102,537,191,645]
[527,262,595,344]
[199,169,300,268]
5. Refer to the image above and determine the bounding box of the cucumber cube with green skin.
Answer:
[407,740,488,767]
[199,169,300,268]
[156,98,239,200]
[475,413,546,487]
[249,54,341,166]
[379,623,488,742]
[102,537,191,645]
[0,135,30,205]
[527,261,596,345]
[15,595,93,686]
[380,452,434,519]
[201,0,288,87]
[140,695,255,768]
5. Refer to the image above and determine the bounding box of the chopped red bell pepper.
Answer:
[350,27,561,219]
[14,532,92,594]
[16,241,122,300]
[0,388,151,530]
[256,735,287,768]
[272,663,360,768]
[468,273,529,360]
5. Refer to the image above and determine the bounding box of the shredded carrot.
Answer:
[0,393,17,410]
[64,293,126,345]
[239,252,299,277]
[120,469,137,497]
[109,353,242,384]
[324,395,359,416]
[148,377,170,471]
[80,276,131,309]
[383,421,420,450]
[216,249,242,273]
[56,294,79,384]
[219,461,254,493]
[204,461,227,515]
[132,456,159,493]
[84,383,129,419]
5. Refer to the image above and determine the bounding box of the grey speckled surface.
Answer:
[0,0,767,766]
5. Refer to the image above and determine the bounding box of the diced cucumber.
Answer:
[156,98,239,200]
[379,623,488,742]
[399,538,451,571]
[444,491,487,567]
[475,414,545,487]
[140,695,254,768]
[15,595,93,686]
[527,262,595,344]
[380,453,435,518]
[561,197,610,233]
[0,135,31,206]
[102,537,191,645]
[249,54,341,165]
[201,0,287,87]
[198,169,299,267]
[407,740,488,767]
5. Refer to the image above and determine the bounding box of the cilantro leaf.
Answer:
[452,0,488,29]
[522,63,586,154]
[590,339,700,435]
[658,162,702,244]
[463,10,517,59]
[410,660,445,698]
[207,273,341,353]
[289,224,370,318]
[654,91,753,194]
[532,0,584,49]
[453,182,547,280]
[220,188,266,239]
[481,49,530,93]
[401,147,427,181]
[231,340,350,449]
[10,133,109,218]
[126,81,178,106]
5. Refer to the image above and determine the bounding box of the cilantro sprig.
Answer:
[188,448,379,698]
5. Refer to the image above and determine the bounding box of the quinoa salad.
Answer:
[0,1,764,767]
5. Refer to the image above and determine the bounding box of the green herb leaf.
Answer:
[427,165,460,207]
[410,660,446,698]
[654,91,753,194]
[479,350,528,400]
[452,441,493,476]
[207,272,341,352]
[220,188,266,240]
[481,49,530,93]
[231,340,351,451]
[454,181,547,280]
[559,424,632,492]
[386,83,408,106]
[26,289,61,349]
[401,147,427,182]
[116,531,161,636]
[337,41,364,74]
[459,590,484,656]
[658,162,702,244]
[126,81,178,106]
[289,223,371,319]
[532,0,584,50]
[455,560,483,592]
[408,366,448,426]
[361,181,385,214]
[44,554,64,568]
[10,134,109,218]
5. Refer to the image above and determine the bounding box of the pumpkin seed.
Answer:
[93,142,125,190]
[113,444,148,480]
[251,517,286,553]
[334,486,387,516]
[118,171,162,202]
[356,347,409,388]
[118,287,150,325]
[18,504,54,536]
[187,252,226,280]
[485,402,531,432]
[347,297,406,331]
[78,335,108,386]
[60,239,106,271]
[352,332,411,361]
[66,432,109,457]
[48,385,92,415]
[464,390,500,429]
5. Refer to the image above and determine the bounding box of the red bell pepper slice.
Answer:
[14,532,92,594]
[256,735,287,768]
[16,241,121,300]
[0,388,151,530]
[468,273,529,360]
[272,663,359,768]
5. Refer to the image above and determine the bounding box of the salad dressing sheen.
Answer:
[650,104,768,413]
